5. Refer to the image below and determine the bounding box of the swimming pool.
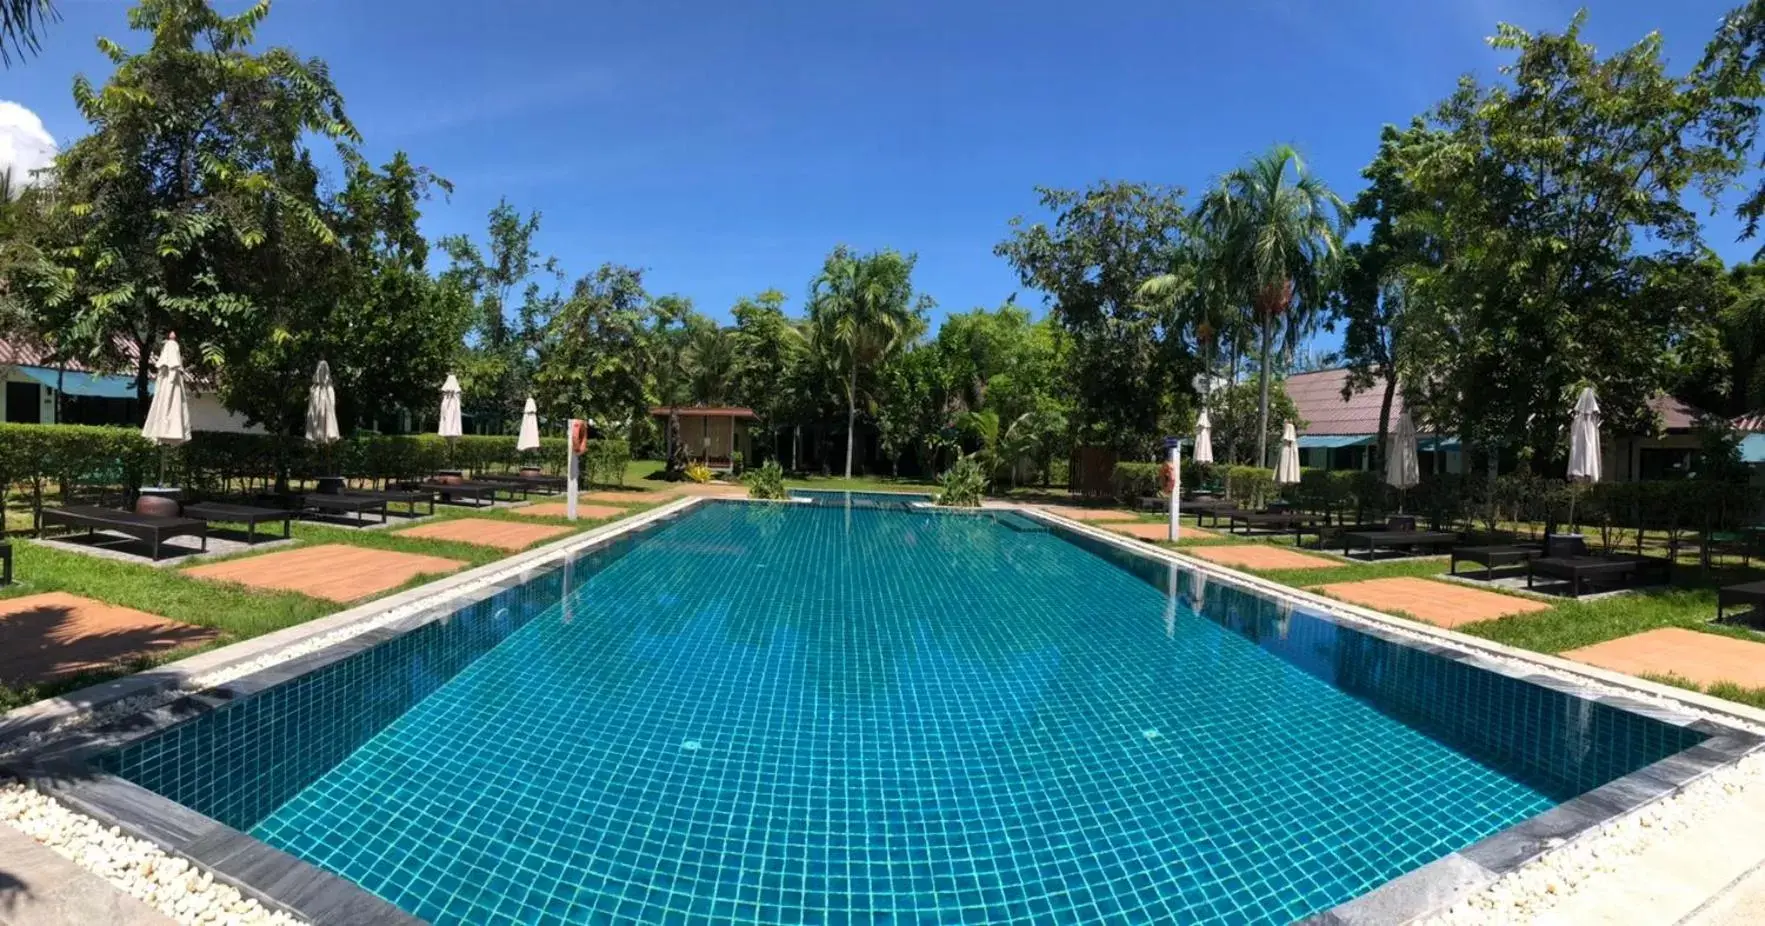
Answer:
[65,500,1743,923]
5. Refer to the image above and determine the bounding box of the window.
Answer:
[4,381,41,424]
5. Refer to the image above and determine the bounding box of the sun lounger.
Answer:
[1450,544,1540,579]
[475,472,566,495]
[0,541,11,585]
[1718,580,1765,623]
[1228,511,1325,544]
[338,488,435,518]
[39,505,208,560]
[1341,529,1458,559]
[181,502,294,545]
[1526,555,1638,597]
[413,480,503,508]
[298,492,389,527]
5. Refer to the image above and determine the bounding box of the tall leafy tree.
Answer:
[1399,15,1745,461]
[531,263,658,440]
[1198,144,1347,467]
[24,0,359,413]
[728,289,804,457]
[439,199,559,431]
[808,246,927,478]
[995,182,1192,455]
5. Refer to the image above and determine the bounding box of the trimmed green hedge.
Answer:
[0,424,632,531]
[1111,462,1162,503]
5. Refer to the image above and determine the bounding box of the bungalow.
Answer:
[0,337,260,433]
[650,405,756,468]
[1285,367,1712,481]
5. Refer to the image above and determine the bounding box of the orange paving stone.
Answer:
[1308,576,1550,629]
[186,544,466,603]
[1184,544,1338,570]
[394,519,574,552]
[1107,522,1221,541]
[669,483,749,498]
[0,592,217,687]
[1562,628,1765,689]
[1036,505,1138,523]
[511,503,631,520]
[579,490,667,504]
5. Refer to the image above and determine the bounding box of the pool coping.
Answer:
[4,495,1760,925]
[0,495,708,926]
[1013,505,1765,926]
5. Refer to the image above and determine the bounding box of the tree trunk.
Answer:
[134,332,154,421]
[1255,320,1273,468]
[1377,373,1396,475]
[844,365,858,479]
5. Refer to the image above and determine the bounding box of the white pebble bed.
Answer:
[0,780,302,925]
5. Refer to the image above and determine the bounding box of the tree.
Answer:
[728,289,804,459]
[23,0,358,415]
[2,0,56,66]
[680,316,734,405]
[531,263,656,438]
[440,199,559,431]
[1398,15,1744,462]
[807,246,926,478]
[996,182,1193,455]
[1198,145,1347,468]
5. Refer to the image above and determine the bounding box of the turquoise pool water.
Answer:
[100,501,1702,923]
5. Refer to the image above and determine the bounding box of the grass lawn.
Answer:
[0,497,657,712]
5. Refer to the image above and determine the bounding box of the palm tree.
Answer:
[808,246,918,478]
[681,321,735,405]
[2,0,56,67]
[1199,144,1347,467]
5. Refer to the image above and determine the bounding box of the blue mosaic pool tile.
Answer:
[100,501,1704,924]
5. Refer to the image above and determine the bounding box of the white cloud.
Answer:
[0,100,57,193]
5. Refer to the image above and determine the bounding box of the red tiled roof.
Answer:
[648,405,757,419]
[0,335,140,372]
[1284,368,1703,435]
[1283,368,1404,435]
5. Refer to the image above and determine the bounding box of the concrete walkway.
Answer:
[0,826,171,926]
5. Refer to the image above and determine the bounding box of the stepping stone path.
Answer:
[1562,627,1765,689]
[1184,545,1338,570]
[512,503,631,520]
[1308,576,1549,628]
[1036,505,1138,523]
[186,543,466,603]
[395,519,574,552]
[1106,522,1221,541]
[580,490,667,504]
[0,592,217,687]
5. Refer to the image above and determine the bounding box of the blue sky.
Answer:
[2,0,1753,351]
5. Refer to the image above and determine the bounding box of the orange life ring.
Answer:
[571,419,589,455]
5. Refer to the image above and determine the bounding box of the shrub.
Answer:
[936,455,987,507]
[1111,462,1162,504]
[745,460,786,500]
[684,462,713,484]
[729,450,744,476]
[1225,465,1276,508]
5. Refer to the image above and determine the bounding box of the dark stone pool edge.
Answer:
[1017,506,1765,926]
[0,497,710,926]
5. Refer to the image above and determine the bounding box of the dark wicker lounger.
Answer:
[1450,544,1539,579]
[339,488,435,518]
[1342,529,1458,559]
[182,502,294,545]
[1718,580,1765,623]
[40,505,208,560]
[1197,506,1251,528]
[1230,511,1324,544]
[1527,555,1637,598]
[476,472,567,495]
[299,493,389,527]
[0,541,11,585]
[414,481,504,508]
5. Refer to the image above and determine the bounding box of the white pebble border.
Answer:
[1422,750,1765,924]
[0,780,302,925]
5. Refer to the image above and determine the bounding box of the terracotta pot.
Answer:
[436,474,463,487]
[519,466,543,478]
[135,495,180,518]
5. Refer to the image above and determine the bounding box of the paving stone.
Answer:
[510,503,631,520]
[1105,522,1221,541]
[1185,544,1340,570]
[185,544,466,603]
[0,593,216,688]
[1562,627,1765,689]
[394,518,573,551]
[1308,576,1550,628]
[1036,505,1139,523]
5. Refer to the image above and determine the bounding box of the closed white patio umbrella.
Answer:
[1386,411,1420,510]
[1274,422,1301,485]
[438,374,463,439]
[1566,387,1601,529]
[305,361,340,446]
[141,333,191,485]
[517,396,541,452]
[1193,409,1214,465]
